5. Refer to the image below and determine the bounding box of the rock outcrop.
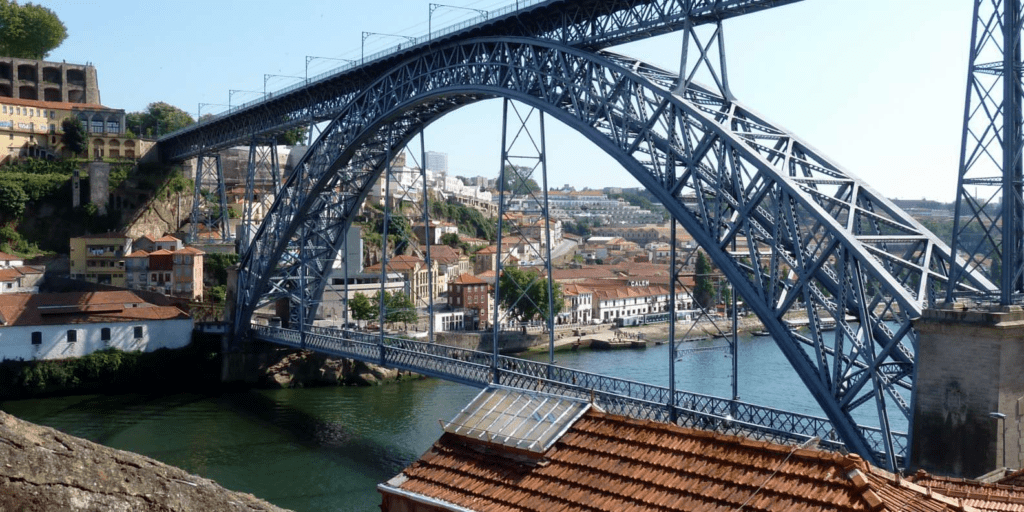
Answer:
[261,349,411,388]
[0,411,290,511]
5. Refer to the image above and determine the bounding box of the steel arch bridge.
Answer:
[213,35,990,469]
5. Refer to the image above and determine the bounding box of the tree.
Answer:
[500,165,540,194]
[370,291,417,329]
[0,181,27,219]
[0,1,67,59]
[498,265,564,323]
[349,292,376,323]
[60,118,86,156]
[279,126,308,146]
[126,102,194,138]
[693,250,715,310]
[440,232,460,248]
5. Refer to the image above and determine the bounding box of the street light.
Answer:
[263,74,303,97]
[229,89,264,108]
[991,411,1008,469]
[362,31,416,61]
[305,56,356,83]
[429,3,488,34]
[197,103,228,125]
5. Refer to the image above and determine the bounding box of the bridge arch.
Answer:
[238,37,983,467]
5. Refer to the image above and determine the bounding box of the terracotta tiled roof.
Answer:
[591,285,669,301]
[148,249,173,256]
[476,245,498,255]
[561,283,592,296]
[13,266,42,275]
[125,250,149,258]
[909,470,1024,511]
[387,408,968,512]
[0,269,22,281]
[175,247,205,255]
[429,245,461,265]
[449,273,485,285]
[366,255,425,272]
[0,251,21,261]
[0,292,189,327]
[156,235,180,242]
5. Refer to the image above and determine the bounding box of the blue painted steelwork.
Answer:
[949,0,1022,306]
[157,0,805,161]
[256,324,903,461]
[230,37,984,468]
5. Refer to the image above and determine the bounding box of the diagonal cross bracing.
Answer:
[234,38,981,468]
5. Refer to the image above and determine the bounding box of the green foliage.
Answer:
[500,165,540,194]
[440,232,460,247]
[0,341,222,400]
[204,253,238,286]
[279,126,308,146]
[126,102,195,138]
[0,158,76,176]
[373,214,412,254]
[0,181,28,218]
[371,290,417,327]
[694,250,715,309]
[206,284,226,303]
[498,265,564,322]
[0,172,67,201]
[429,200,496,241]
[0,0,67,59]
[0,224,34,254]
[349,292,376,323]
[60,118,86,156]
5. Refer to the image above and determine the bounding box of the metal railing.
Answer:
[254,324,906,464]
[161,0,548,142]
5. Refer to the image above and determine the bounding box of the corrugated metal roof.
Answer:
[442,387,590,454]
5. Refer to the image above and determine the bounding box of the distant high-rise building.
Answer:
[425,151,448,174]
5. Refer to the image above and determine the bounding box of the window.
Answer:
[101,328,110,341]
[31,331,41,345]
[66,330,77,343]
[106,120,119,133]
[90,120,103,133]
[133,326,143,339]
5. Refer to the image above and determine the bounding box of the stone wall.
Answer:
[912,305,1024,477]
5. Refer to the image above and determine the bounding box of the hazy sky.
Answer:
[36,0,971,201]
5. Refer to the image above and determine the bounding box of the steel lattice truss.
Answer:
[257,324,869,453]
[949,0,1022,305]
[234,38,985,468]
[157,0,803,161]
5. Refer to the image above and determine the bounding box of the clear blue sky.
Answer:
[36,0,970,201]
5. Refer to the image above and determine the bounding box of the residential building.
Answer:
[0,265,44,294]
[381,386,1021,512]
[69,232,132,286]
[123,235,205,300]
[448,273,491,328]
[424,150,448,174]
[560,283,593,324]
[412,220,459,246]
[429,244,466,294]
[0,251,24,268]
[0,291,191,361]
[365,255,437,307]
[0,96,145,162]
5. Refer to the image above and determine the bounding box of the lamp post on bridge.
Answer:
[428,3,488,35]
[362,32,416,61]
[229,89,265,109]
[263,74,303,98]
[197,103,228,125]
[305,56,356,84]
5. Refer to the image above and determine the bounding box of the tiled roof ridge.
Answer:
[870,469,981,511]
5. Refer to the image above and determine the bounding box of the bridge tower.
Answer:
[915,0,1024,477]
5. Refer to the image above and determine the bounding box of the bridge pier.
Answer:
[912,304,1024,477]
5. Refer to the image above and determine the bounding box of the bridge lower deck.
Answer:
[253,324,905,465]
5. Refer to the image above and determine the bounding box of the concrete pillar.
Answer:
[912,304,1024,477]
[87,161,109,215]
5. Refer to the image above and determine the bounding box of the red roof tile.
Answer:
[384,409,988,512]
[0,292,189,327]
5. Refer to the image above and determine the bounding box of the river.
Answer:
[0,333,904,512]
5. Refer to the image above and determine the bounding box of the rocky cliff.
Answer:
[0,410,289,511]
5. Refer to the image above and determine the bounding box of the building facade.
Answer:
[0,291,191,361]
[69,233,132,286]
[0,57,100,104]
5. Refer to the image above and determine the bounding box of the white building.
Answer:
[0,291,193,361]
[425,151,448,174]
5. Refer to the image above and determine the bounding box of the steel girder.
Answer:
[949,0,1023,305]
[157,0,805,162]
[235,37,980,467]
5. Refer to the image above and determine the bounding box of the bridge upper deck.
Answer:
[157,0,803,161]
